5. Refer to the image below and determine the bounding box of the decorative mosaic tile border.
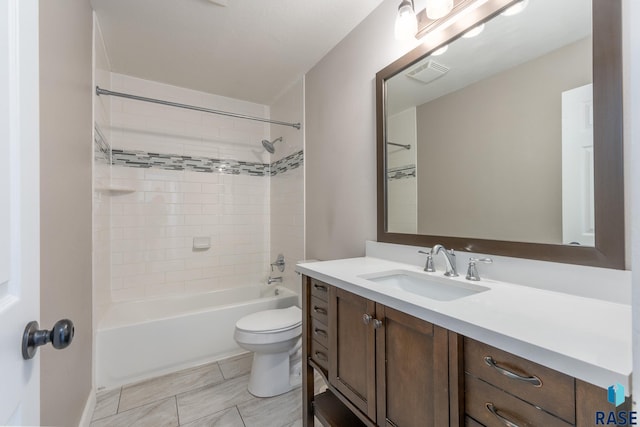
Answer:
[108,148,303,177]
[94,125,111,164]
[387,164,416,181]
[270,150,303,176]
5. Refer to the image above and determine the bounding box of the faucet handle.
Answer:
[470,257,492,264]
[466,257,492,281]
[418,250,435,272]
[270,254,285,272]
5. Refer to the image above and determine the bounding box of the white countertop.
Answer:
[296,256,632,393]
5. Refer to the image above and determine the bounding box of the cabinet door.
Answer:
[329,287,377,422]
[376,305,449,427]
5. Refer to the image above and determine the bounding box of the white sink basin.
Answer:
[360,270,489,301]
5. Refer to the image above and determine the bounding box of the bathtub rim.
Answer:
[97,285,298,331]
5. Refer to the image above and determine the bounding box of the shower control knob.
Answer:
[22,319,75,360]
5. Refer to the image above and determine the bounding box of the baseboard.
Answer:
[77,389,96,427]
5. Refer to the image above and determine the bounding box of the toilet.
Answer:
[234,306,303,397]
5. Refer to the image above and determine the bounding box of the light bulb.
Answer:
[462,23,485,38]
[431,45,448,56]
[426,0,454,20]
[395,0,418,40]
[501,0,529,16]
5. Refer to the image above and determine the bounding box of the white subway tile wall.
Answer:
[110,73,271,164]
[110,167,271,301]
[94,73,305,304]
[386,108,418,234]
[270,166,304,295]
[106,74,275,302]
[269,78,305,297]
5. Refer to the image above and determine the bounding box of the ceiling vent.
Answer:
[405,60,450,84]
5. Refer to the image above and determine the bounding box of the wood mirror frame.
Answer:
[376,0,624,269]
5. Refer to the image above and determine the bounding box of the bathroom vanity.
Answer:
[297,257,631,427]
[298,0,629,424]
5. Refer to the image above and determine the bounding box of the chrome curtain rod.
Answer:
[95,86,301,130]
[387,141,411,150]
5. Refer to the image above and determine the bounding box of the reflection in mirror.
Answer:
[385,0,594,246]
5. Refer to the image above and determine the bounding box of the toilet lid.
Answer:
[236,306,302,333]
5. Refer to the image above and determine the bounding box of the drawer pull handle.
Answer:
[313,306,327,315]
[314,328,327,337]
[486,403,521,427]
[313,284,328,292]
[484,356,542,387]
[315,351,328,361]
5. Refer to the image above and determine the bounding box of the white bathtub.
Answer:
[96,285,299,389]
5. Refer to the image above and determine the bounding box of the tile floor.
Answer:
[90,353,324,427]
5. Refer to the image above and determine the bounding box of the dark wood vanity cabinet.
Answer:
[464,338,575,426]
[302,276,629,427]
[374,303,451,427]
[329,286,377,421]
[303,277,452,427]
[462,338,630,427]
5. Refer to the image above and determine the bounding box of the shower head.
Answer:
[261,137,283,154]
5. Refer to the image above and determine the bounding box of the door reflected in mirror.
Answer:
[385,0,594,246]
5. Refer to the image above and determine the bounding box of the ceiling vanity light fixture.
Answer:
[395,0,418,41]
[394,0,471,41]
[395,0,528,42]
[426,0,454,19]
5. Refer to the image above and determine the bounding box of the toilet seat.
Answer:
[235,306,301,334]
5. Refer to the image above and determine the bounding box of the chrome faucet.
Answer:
[270,254,285,272]
[466,257,493,281]
[418,250,435,272]
[430,244,458,277]
[267,276,283,285]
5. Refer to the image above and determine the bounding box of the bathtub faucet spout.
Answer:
[267,276,283,285]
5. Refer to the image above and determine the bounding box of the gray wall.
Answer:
[416,38,591,243]
[39,1,93,425]
[305,1,417,260]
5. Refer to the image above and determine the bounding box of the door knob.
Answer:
[22,319,74,360]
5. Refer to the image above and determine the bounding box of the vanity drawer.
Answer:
[464,338,575,423]
[465,374,572,427]
[465,416,484,427]
[310,296,329,324]
[310,279,330,301]
[310,339,329,373]
[311,317,329,348]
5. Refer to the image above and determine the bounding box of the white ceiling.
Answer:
[91,0,386,105]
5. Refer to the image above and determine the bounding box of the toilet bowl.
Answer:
[234,306,303,397]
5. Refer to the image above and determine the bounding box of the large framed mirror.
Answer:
[376,0,624,269]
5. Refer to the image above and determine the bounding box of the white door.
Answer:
[0,0,40,425]
[562,83,595,247]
